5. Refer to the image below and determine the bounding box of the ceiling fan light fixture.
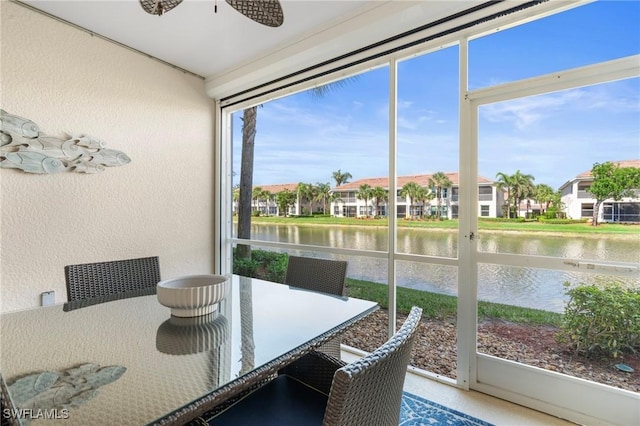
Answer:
[225,0,284,27]
[139,0,284,28]
[140,0,184,16]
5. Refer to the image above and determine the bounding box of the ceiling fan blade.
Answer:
[225,0,284,27]
[139,0,183,16]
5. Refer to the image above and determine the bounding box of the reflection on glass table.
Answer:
[0,275,378,425]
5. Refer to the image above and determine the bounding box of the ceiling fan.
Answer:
[139,0,284,27]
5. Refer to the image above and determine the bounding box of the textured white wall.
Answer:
[0,2,216,312]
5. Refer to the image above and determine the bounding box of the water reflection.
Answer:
[248,224,639,312]
[477,232,638,261]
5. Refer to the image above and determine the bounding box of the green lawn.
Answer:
[346,278,563,326]
[245,215,639,236]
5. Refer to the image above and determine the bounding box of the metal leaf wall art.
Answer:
[0,110,131,174]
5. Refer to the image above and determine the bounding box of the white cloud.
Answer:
[481,81,640,130]
[482,90,585,129]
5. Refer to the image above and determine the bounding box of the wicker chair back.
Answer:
[64,256,160,302]
[285,255,348,358]
[323,306,423,426]
[285,255,347,296]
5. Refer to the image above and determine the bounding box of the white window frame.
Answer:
[214,2,640,424]
[466,55,640,425]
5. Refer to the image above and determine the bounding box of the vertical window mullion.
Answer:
[387,56,398,337]
[456,35,476,390]
[217,102,233,276]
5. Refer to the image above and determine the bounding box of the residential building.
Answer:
[330,173,503,219]
[234,183,324,217]
[560,159,640,223]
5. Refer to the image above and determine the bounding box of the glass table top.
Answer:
[0,275,378,425]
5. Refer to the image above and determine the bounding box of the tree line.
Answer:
[233,169,353,217]
[236,162,640,226]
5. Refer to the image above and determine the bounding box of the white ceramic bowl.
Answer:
[157,274,228,317]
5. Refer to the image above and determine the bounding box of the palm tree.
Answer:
[400,182,424,218]
[328,191,342,216]
[416,186,433,219]
[332,169,352,187]
[511,170,535,218]
[429,171,453,219]
[259,189,273,215]
[237,82,353,259]
[296,182,316,215]
[314,182,331,214]
[534,183,555,215]
[370,186,388,217]
[356,184,373,217]
[252,186,264,214]
[265,190,276,215]
[275,189,296,217]
[237,106,257,259]
[495,171,514,218]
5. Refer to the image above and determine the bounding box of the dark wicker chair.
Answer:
[285,256,348,296]
[285,256,348,358]
[201,306,422,426]
[64,256,160,302]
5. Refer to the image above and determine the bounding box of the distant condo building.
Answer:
[329,173,502,219]
[240,173,504,219]
[239,160,640,223]
[559,159,640,223]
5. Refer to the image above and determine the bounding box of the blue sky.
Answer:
[233,1,639,190]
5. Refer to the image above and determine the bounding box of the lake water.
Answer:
[247,224,639,312]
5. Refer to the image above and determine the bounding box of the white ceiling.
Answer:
[21,1,486,76]
[23,0,380,78]
[19,0,537,99]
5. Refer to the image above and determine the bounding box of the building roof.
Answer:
[252,183,298,193]
[575,159,640,178]
[332,172,492,191]
[558,159,640,190]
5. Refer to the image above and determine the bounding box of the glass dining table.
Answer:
[0,275,378,425]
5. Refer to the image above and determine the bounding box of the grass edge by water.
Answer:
[246,215,639,238]
[346,277,563,326]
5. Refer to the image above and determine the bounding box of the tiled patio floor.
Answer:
[341,347,577,426]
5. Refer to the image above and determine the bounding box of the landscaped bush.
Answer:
[233,249,288,282]
[558,283,640,358]
[262,253,287,283]
[538,217,588,224]
[478,217,526,223]
[542,207,567,219]
[233,256,260,278]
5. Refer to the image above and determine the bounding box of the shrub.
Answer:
[542,207,567,219]
[478,217,526,223]
[251,249,283,264]
[233,257,260,278]
[264,255,288,283]
[558,283,640,358]
[538,217,588,224]
[233,249,289,282]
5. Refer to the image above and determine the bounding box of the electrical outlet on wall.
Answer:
[41,291,55,306]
